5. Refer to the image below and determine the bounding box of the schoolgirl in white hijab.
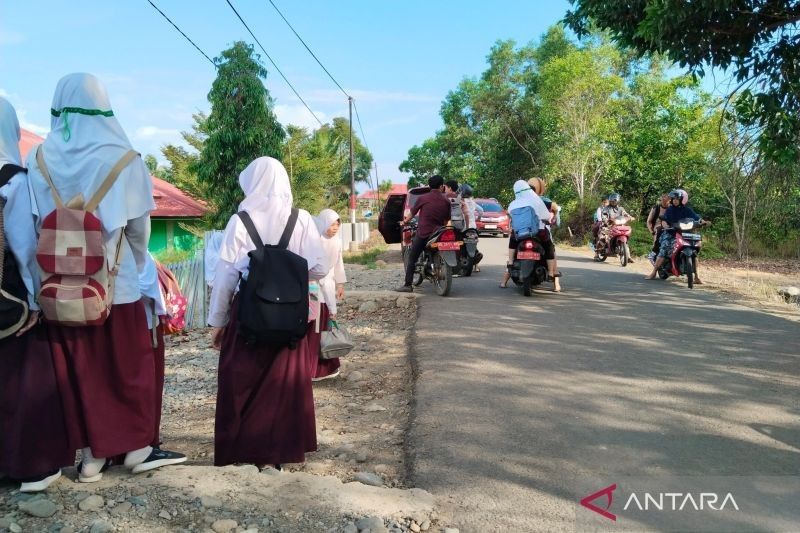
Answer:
[208,156,328,335]
[314,209,346,317]
[26,73,155,305]
[23,73,185,483]
[0,97,40,318]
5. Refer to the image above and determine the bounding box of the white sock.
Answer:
[124,446,153,468]
[80,448,107,477]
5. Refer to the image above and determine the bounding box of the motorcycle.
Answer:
[658,218,707,289]
[595,216,633,266]
[508,231,549,296]
[458,228,481,277]
[401,221,461,296]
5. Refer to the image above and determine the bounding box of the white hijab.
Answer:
[0,97,22,168]
[26,73,154,232]
[218,157,327,276]
[508,179,551,229]
[315,208,342,262]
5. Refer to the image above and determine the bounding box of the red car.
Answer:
[475,198,510,237]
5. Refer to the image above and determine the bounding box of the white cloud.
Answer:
[0,31,26,46]
[274,104,328,131]
[0,88,49,135]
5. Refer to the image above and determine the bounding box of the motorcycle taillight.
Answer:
[439,229,456,242]
[524,240,534,250]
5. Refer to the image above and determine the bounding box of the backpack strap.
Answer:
[0,164,26,189]
[237,211,264,249]
[277,208,299,250]
[85,150,138,213]
[36,146,65,208]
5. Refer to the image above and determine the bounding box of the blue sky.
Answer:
[0,0,576,187]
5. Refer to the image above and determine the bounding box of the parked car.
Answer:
[378,186,431,251]
[475,198,509,237]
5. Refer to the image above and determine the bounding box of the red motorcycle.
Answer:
[595,216,633,266]
[658,218,709,289]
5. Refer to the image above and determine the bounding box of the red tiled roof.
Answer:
[151,176,208,218]
[20,128,44,160]
[18,128,206,219]
[358,183,408,200]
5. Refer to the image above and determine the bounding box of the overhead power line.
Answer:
[146,0,216,67]
[224,0,324,127]
[265,0,350,99]
[352,100,370,154]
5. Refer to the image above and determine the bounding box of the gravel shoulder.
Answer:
[0,251,451,533]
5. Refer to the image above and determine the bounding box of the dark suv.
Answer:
[475,198,509,237]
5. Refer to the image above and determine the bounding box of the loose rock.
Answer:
[212,519,239,533]
[359,301,378,313]
[89,520,114,533]
[355,516,384,531]
[364,403,387,413]
[343,522,358,533]
[9,523,22,533]
[347,371,364,382]
[159,510,172,520]
[110,502,132,516]
[79,494,105,512]
[19,498,58,518]
[354,472,384,487]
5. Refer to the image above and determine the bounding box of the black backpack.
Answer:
[0,164,30,339]
[236,209,309,347]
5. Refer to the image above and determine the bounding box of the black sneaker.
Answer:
[395,285,413,293]
[131,448,187,474]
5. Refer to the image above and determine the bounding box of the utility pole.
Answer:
[348,96,356,227]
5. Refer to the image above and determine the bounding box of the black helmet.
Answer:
[668,189,684,203]
[459,184,474,198]
[608,193,621,203]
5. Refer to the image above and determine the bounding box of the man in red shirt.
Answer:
[396,175,451,292]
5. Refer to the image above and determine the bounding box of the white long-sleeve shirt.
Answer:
[207,209,328,328]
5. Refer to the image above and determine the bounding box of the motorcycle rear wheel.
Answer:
[595,247,608,262]
[523,277,533,297]
[462,257,474,277]
[432,253,453,296]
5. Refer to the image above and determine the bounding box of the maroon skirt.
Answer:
[214,296,317,466]
[47,301,157,458]
[0,325,73,479]
[309,304,340,379]
[152,319,165,448]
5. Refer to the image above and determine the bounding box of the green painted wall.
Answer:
[148,219,201,253]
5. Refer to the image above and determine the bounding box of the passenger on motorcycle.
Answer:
[444,180,471,231]
[596,193,635,262]
[645,189,708,283]
[459,184,484,272]
[647,193,671,263]
[591,198,610,249]
[528,177,562,291]
[499,180,560,292]
[396,175,451,293]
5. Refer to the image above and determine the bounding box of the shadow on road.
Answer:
[408,250,800,532]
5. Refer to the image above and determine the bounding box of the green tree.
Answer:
[160,112,209,196]
[565,0,800,162]
[538,43,623,210]
[195,41,285,228]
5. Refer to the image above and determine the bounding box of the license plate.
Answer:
[437,241,461,251]
[484,224,497,229]
[518,251,540,260]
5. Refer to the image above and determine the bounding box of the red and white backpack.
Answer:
[156,261,187,335]
[34,146,138,326]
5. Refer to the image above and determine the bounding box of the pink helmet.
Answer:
[677,189,688,205]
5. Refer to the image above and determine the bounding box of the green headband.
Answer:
[51,107,115,142]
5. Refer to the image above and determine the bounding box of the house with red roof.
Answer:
[19,128,207,253]
[357,183,407,211]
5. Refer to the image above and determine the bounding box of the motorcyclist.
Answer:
[596,193,635,262]
[396,175,451,293]
[591,198,609,251]
[645,189,709,283]
[528,177,561,291]
[459,184,484,272]
[646,193,670,263]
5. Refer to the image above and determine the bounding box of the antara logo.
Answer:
[580,484,617,521]
[623,492,739,512]
[580,484,740,522]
